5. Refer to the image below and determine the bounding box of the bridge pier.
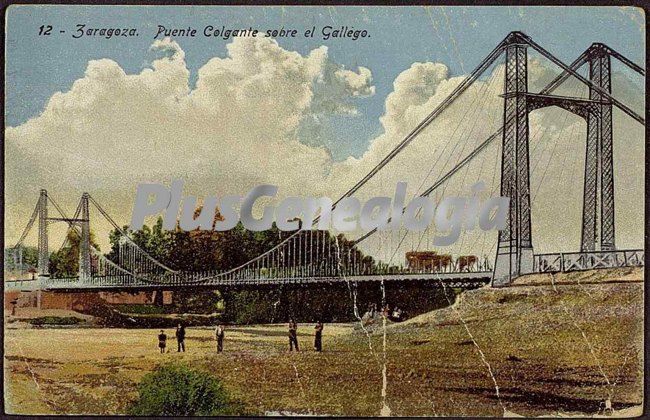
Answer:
[78,193,92,280]
[153,290,164,306]
[582,44,615,252]
[37,189,49,277]
[493,33,535,286]
[491,35,622,286]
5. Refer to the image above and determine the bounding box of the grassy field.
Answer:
[3,268,644,416]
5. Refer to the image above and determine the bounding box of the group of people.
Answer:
[156,320,324,354]
[288,319,324,352]
[157,323,189,353]
[366,302,404,321]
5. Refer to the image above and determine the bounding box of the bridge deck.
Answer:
[5,272,493,292]
[5,249,643,292]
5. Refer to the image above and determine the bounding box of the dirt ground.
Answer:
[3,268,644,416]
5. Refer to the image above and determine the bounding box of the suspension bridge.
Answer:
[4,32,645,293]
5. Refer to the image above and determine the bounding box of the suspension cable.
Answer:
[523,34,645,125]
[331,40,507,206]
[13,197,40,248]
[55,197,83,254]
[606,45,645,76]
[87,194,178,273]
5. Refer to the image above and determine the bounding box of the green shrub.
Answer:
[29,316,84,325]
[114,304,171,315]
[129,363,242,416]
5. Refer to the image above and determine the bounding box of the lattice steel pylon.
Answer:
[78,193,92,280]
[37,189,49,276]
[581,43,615,252]
[493,32,535,286]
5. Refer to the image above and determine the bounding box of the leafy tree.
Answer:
[167,228,220,272]
[4,245,38,271]
[49,229,100,277]
[107,216,173,264]
[20,246,39,267]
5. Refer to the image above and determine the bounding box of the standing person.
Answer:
[392,306,402,321]
[288,319,299,351]
[215,324,225,353]
[158,330,167,354]
[175,323,186,352]
[314,321,323,352]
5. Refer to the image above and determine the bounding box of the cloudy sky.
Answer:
[5,5,645,260]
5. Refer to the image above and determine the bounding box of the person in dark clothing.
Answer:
[314,321,323,352]
[215,324,225,353]
[158,330,167,354]
[175,323,186,352]
[288,319,299,351]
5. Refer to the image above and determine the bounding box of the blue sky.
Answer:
[6,5,645,159]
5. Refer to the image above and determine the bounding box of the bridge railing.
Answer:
[4,279,40,291]
[34,271,492,289]
[193,262,489,284]
[534,249,644,273]
[7,257,495,290]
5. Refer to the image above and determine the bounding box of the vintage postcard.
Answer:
[3,4,646,417]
